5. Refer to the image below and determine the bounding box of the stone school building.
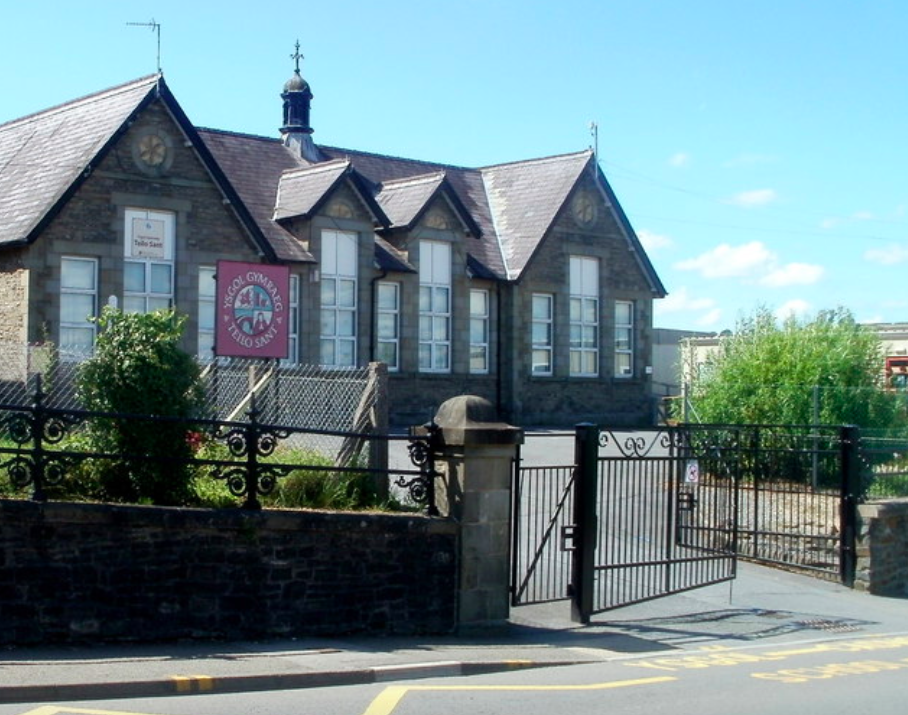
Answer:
[0,62,665,426]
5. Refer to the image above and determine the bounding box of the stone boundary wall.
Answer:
[0,500,458,645]
[855,499,908,596]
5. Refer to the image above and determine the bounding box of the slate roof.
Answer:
[196,128,313,262]
[0,75,159,247]
[376,172,447,229]
[0,75,664,295]
[318,146,509,279]
[273,159,352,220]
[481,152,592,279]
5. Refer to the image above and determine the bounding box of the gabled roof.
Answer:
[272,157,389,227]
[0,75,295,262]
[0,75,159,247]
[480,150,592,280]
[1,75,664,294]
[376,172,446,229]
[376,171,482,237]
[274,159,351,220]
[318,146,508,278]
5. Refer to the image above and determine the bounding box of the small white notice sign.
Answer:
[685,460,700,484]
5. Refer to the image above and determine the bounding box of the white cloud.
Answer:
[656,286,716,314]
[637,229,673,254]
[655,287,722,328]
[674,241,775,279]
[852,210,874,221]
[675,241,824,289]
[820,217,839,229]
[775,300,812,321]
[865,243,908,265]
[726,188,778,208]
[759,263,824,287]
[668,152,690,168]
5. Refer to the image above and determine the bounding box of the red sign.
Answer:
[215,261,290,359]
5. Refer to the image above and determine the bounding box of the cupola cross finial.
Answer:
[290,40,304,73]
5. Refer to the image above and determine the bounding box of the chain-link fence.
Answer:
[200,358,387,459]
[0,343,387,461]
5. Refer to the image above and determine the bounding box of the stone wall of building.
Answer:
[854,500,908,596]
[0,249,28,358]
[501,180,657,427]
[0,500,458,645]
[23,100,262,351]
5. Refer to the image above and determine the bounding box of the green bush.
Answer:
[76,308,206,506]
[681,307,906,430]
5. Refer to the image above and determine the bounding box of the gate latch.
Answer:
[678,489,698,512]
[561,524,579,552]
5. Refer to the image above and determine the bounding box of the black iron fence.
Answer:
[673,424,861,583]
[0,380,440,513]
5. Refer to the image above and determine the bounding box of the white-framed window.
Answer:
[60,257,98,354]
[569,255,599,377]
[531,293,554,375]
[469,289,490,374]
[284,274,300,366]
[124,209,175,313]
[320,229,358,367]
[419,240,451,373]
[376,281,400,371]
[615,300,634,378]
[197,266,216,360]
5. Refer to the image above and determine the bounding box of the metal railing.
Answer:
[0,378,439,513]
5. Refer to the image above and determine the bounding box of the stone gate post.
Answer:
[430,395,523,632]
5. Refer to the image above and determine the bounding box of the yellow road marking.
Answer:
[20,709,169,715]
[628,635,908,673]
[171,675,214,693]
[362,676,677,715]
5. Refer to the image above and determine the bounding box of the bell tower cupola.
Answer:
[280,41,319,162]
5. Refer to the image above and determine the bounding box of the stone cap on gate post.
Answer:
[430,395,524,448]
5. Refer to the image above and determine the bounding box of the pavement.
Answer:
[1,562,905,704]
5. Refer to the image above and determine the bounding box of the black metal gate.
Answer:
[585,424,739,618]
[511,423,861,620]
[511,424,740,618]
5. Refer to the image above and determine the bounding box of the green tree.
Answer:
[684,307,904,429]
[76,307,206,505]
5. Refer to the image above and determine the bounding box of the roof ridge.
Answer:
[319,144,474,173]
[0,74,159,132]
[280,158,350,179]
[479,148,593,172]
[379,171,447,189]
[196,126,285,143]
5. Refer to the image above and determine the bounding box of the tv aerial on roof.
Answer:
[127,18,162,75]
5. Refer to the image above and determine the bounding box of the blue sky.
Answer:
[4,0,907,332]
